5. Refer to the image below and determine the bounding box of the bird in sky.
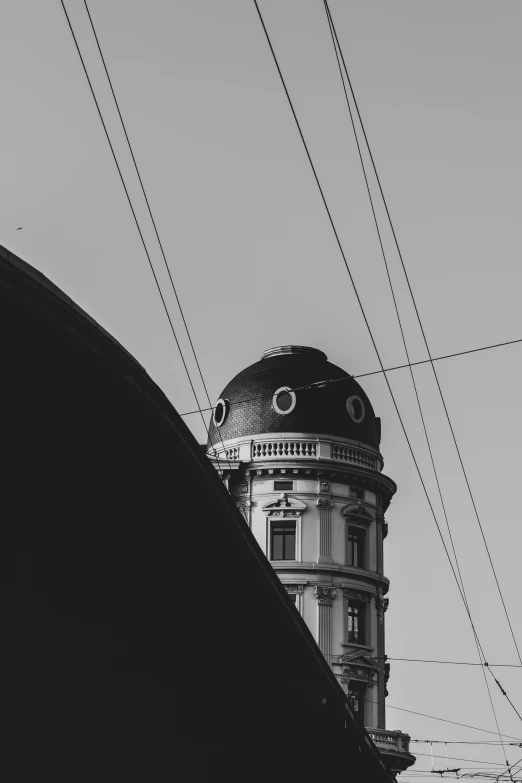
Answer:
[15,227,23,230]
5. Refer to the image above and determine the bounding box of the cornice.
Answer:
[242,464,396,502]
[271,562,390,589]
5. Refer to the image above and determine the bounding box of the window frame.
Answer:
[349,487,365,500]
[346,525,366,569]
[346,599,366,645]
[272,386,297,415]
[348,680,366,724]
[274,479,294,492]
[270,519,297,561]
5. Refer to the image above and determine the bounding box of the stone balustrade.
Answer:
[252,440,317,459]
[210,436,382,472]
[367,729,415,773]
[368,729,410,754]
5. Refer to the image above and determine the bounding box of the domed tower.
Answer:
[207,346,415,775]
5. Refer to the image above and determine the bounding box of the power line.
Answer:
[60,1,248,518]
[322,0,507,758]
[58,1,208,438]
[411,742,522,747]
[179,335,522,417]
[252,0,521,758]
[414,751,517,772]
[323,0,522,671]
[414,752,521,769]
[365,697,522,740]
[80,0,240,486]
[386,658,522,669]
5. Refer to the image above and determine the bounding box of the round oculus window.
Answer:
[213,398,229,427]
[346,395,365,423]
[273,387,296,415]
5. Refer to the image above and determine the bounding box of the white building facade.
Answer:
[207,346,415,775]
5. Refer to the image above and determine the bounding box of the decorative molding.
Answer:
[344,588,373,604]
[319,481,330,493]
[284,585,304,595]
[341,665,377,684]
[376,596,389,617]
[337,651,380,670]
[341,502,374,525]
[263,494,306,517]
[317,498,333,509]
[314,585,337,605]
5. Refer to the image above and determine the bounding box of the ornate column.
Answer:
[315,585,337,665]
[317,498,333,564]
[376,595,389,729]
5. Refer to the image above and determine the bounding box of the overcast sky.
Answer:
[2,1,522,778]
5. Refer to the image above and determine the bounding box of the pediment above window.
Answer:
[341,502,374,524]
[263,493,307,517]
[336,650,380,671]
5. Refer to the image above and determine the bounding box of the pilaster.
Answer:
[376,595,389,729]
[317,498,333,564]
[315,585,337,665]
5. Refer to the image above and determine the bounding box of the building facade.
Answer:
[207,345,415,774]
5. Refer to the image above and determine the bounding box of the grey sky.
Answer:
[2,1,522,776]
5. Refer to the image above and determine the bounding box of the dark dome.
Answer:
[207,346,381,451]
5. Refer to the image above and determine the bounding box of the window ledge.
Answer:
[270,559,299,565]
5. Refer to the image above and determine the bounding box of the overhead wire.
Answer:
[179,335,522,417]
[362,696,522,740]
[58,0,209,439]
[59,1,247,519]
[385,658,522,669]
[411,742,522,747]
[323,0,522,672]
[252,0,520,757]
[322,0,508,759]
[414,752,520,769]
[79,0,243,494]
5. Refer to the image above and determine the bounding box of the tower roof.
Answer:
[207,345,381,451]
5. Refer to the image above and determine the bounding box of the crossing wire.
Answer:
[60,1,244,515]
[363,697,522,741]
[179,336,522,417]
[81,0,238,476]
[58,0,209,440]
[252,0,519,759]
[322,0,507,760]
[323,0,522,670]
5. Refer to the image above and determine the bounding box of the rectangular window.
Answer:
[274,480,294,491]
[271,520,296,560]
[347,526,365,568]
[348,682,366,724]
[347,600,365,644]
[349,487,365,500]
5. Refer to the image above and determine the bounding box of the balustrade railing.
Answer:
[252,441,317,459]
[212,437,381,471]
[332,444,376,470]
[367,729,410,755]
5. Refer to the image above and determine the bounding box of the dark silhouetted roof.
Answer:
[0,245,395,782]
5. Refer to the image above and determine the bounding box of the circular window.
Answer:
[346,395,365,423]
[213,398,229,427]
[273,387,296,415]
